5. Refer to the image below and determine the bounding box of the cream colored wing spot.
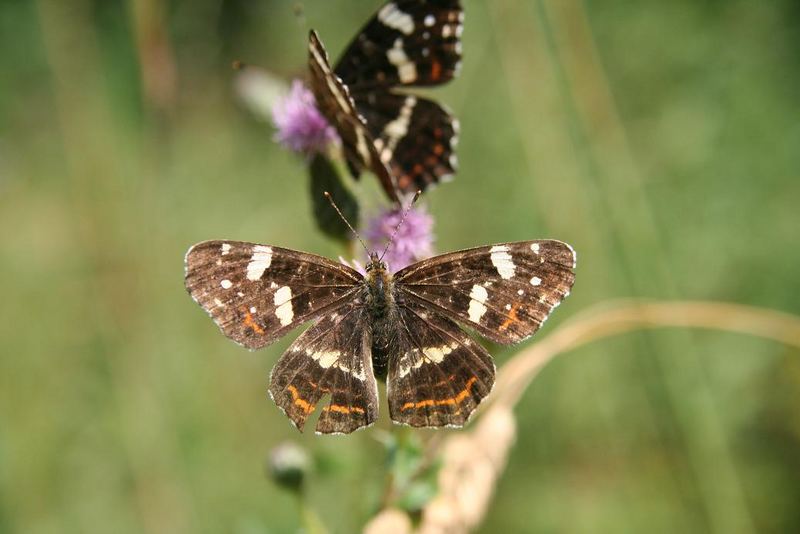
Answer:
[468,284,488,323]
[274,286,294,326]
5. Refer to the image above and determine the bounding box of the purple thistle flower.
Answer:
[364,205,435,271]
[271,80,339,155]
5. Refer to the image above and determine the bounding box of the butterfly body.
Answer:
[185,239,576,434]
[362,256,394,378]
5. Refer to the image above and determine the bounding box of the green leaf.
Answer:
[309,154,359,242]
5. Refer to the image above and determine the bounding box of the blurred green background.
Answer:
[2,0,799,532]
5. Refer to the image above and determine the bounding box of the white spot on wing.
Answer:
[306,348,366,380]
[530,276,542,286]
[423,344,454,364]
[379,96,416,163]
[424,14,435,27]
[220,279,233,289]
[249,306,257,313]
[274,286,294,326]
[221,243,231,255]
[387,38,417,84]
[246,245,273,281]
[490,245,516,279]
[468,284,488,324]
[378,3,415,35]
[531,243,541,254]
[315,349,340,369]
[398,343,458,378]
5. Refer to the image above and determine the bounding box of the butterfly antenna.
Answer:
[324,191,370,255]
[379,190,422,262]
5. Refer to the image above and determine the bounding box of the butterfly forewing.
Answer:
[268,302,379,434]
[334,0,463,91]
[388,298,494,427]
[308,30,399,202]
[395,240,576,345]
[185,240,361,350]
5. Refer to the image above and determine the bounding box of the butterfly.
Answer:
[185,239,576,434]
[307,0,463,202]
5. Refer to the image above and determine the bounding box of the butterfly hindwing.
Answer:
[308,30,399,202]
[184,240,361,350]
[268,302,379,434]
[335,0,464,91]
[395,240,577,345]
[388,298,495,427]
[357,93,458,193]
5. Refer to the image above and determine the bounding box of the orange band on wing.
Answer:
[287,385,315,414]
[323,404,365,415]
[400,376,478,411]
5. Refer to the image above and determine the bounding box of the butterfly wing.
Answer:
[269,302,378,434]
[307,30,400,202]
[356,93,458,194]
[184,240,362,350]
[395,241,576,345]
[388,298,494,427]
[335,0,464,91]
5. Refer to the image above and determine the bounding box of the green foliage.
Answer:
[384,432,440,513]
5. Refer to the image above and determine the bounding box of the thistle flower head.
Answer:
[271,80,339,155]
[364,205,435,271]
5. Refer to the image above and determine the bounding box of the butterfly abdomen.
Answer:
[364,266,399,380]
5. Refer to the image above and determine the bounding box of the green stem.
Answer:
[297,493,328,534]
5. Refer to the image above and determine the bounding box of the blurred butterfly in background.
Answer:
[308,0,463,202]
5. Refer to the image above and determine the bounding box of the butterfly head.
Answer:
[365,252,388,274]
[324,189,422,274]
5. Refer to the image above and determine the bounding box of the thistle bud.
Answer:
[267,441,311,493]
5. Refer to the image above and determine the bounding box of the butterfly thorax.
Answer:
[363,256,399,379]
